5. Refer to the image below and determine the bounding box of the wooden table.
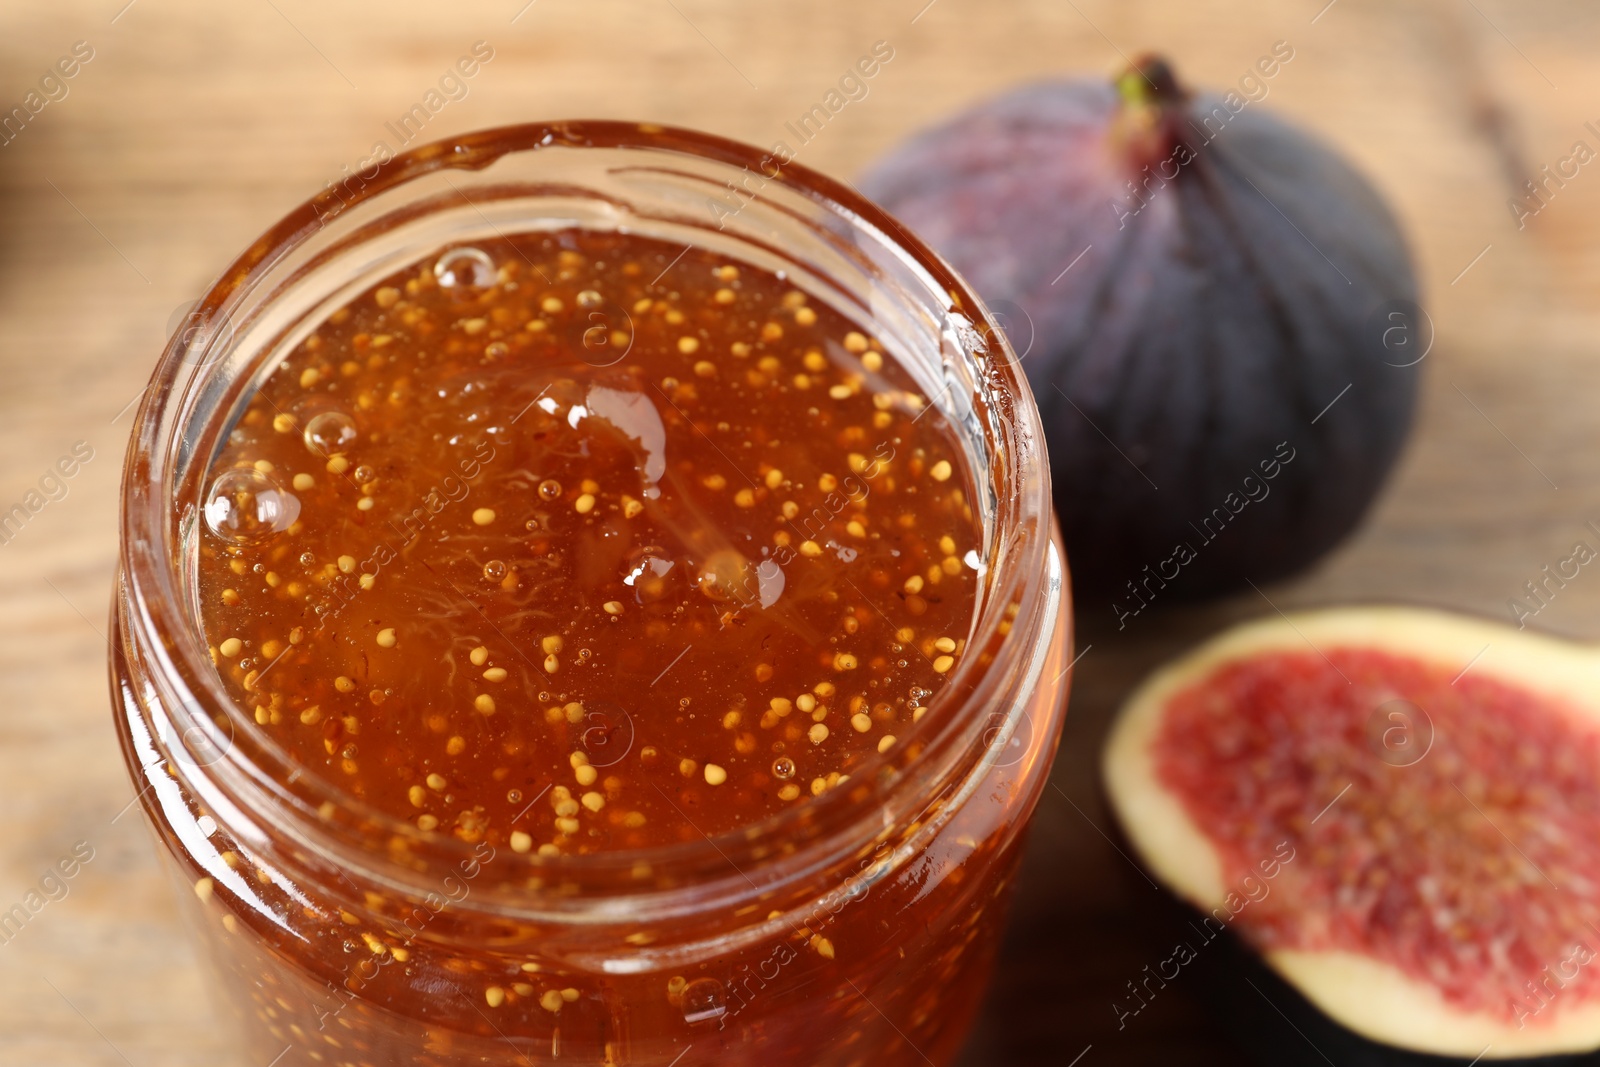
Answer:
[2,0,1597,1062]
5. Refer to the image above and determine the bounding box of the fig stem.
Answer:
[1111,55,1186,169]
[1116,54,1185,109]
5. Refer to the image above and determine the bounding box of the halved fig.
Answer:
[1104,607,1600,1061]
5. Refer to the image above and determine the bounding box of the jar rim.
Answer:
[117,120,1061,906]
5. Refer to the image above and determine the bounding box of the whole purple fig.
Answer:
[860,55,1423,614]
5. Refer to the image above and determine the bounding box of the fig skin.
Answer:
[1102,607,1600,1062]
[860,57,1423,604]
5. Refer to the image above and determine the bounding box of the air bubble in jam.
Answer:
[538,479,563,501]
[772,757,796,780]
[303,411,357,456]
[681,978,727,1025]
[582,385,666,489]
[433,246,497,290]
[483,560,508,583]
[697,549,754,604]
[203,467,300,544]
[625,553,678,604]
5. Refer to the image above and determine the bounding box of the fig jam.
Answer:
[114,121,1071,1067]
[196,231,981,852]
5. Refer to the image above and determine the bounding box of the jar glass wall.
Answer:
[112,122,1072,1066]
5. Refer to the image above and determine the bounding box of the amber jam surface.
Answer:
[196,229,982,853]
[1154,648,1600,1022]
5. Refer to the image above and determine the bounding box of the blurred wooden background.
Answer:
[2,0,1599,1063]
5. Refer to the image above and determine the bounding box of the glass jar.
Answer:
[111,121,1073,1067]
